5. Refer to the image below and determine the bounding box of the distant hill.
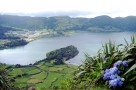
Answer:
[0,25,28,49]
[0,25,22,39]
[0,15,136,31]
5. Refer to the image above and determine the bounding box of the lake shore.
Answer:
[0,30,76,50]
[0,31,135,65]
[0,30,51,50]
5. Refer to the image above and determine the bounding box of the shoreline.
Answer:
[0,30,124,50]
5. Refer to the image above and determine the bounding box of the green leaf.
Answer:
[124,64,136,75]
[130,76,136,81]
[76,71,86,77]
[127,59,134,63]
[124,38,129,46]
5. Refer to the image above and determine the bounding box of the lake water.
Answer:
[0,31,135,65]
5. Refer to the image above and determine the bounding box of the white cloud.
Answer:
[0,0,136,17]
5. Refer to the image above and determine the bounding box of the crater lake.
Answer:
[0,31,135,65]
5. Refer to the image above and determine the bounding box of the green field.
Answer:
[7,61,77,89]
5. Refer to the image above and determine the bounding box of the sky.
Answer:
[0,0,136,18]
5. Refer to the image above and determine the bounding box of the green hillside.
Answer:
[1,15,136,31]
[6,61,77,90]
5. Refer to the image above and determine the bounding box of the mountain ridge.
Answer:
[0,15,136,31]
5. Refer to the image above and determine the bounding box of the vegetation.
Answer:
[63,36,136,90]
[0,45,79,89]
[1,15,136,31]
[0,39,28,49]
[0,36,136,90]
[0,25,28,49]
[5,61,77,90]
[46,45,79,64]
[0,63,15,89]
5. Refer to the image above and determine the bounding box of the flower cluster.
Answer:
[114,60,128,67]
[103,60,128,88]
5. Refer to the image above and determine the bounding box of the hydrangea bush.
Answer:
[103,60,128,88]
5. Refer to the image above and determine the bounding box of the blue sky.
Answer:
[0,0,136,17]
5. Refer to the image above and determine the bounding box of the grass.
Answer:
[48,67,64,72]
[30,72,46,80]
[36,72,62,89]
[90,87,109,90]
[27,79,43,84]
[27,71,47,84]
[62,66,77,74]
[13,76,29,88]
[52,74,73,87]
[8,67,41,78]
[7,61,77,89]
[8,68,24,78]
[38,65,48,71]
[26,68,40,75]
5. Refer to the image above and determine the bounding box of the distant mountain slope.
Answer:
[0,25,21,39]
[0,15,136,31]
[0,26,28,49]
[0,15,47,30]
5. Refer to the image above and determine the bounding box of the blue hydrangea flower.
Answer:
[103,75,109,80]
[103,67,120,80]
[104,69,110,73]
[109,79,118,87]
[103,72,112,80]
[109,67,119,75]
[113,60,123,67]
[117,70,121,74]
[117,81,123,87]
[116,77,124,87]
[109,75,116,80]
[103,60,128,88]
[122,60,128,67]
[109,77,124,87]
